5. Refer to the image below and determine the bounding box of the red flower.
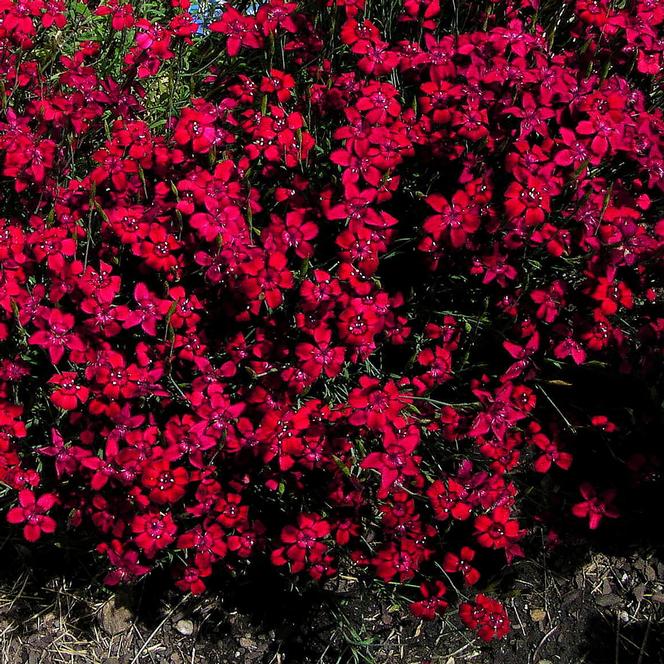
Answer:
[442,546,480,585]
[175,563,211,595]
[474,507,523,552]
[504,177,551,226]
[267,210,318,259]
[271,513,332,575]
[459,594,510,641]
[361,425,421,498]
[590,415,617,433]
[210,7,263,57]
[423,190,480,248]
[243,252,293,309]
[553,334,587,365]
[295,328,345,380]
[530,281,566,323]
[38,428,89,478]
[95,1,135,31]
[505,92,555,139]
[177,524,228,562]
[338,299,382,346]
[256,1,299,34]
[174,105,217,154]
[48,372,89,411]
[134,226,181,272]
[29,309,85,364]
[348,377,408,430]
[372,539,428,582]
[409,581,448,620]
[142,459,189,505]
[7,490,57,542]
[227,526,261,559]
[589,276,634,315]
[132,512,177,558]
[215,493,248,528]
[101,540,150,586]
[529,425,573,473]
[426,478,472,522]
[117,283,171,336]
[571,482,619,529]
[469,384,527,442]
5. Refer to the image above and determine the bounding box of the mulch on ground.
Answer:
[0,536,662,664]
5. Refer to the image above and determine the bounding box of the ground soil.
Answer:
[0,535,662,664]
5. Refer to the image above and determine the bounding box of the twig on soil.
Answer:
[636,616,651,664]
[540,529,553,624]
[510,597,527,636]
[599,610,644,655]
[130,597,185,664]
[530,624,559,664]
[437,639,476,661]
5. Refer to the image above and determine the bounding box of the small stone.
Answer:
[596,594,621,608]
[99,597,132,636]
[41,612,57,625]
[175,619,194,636]
[530,608,546,622]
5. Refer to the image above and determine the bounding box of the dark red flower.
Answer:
[459,594,510,641]
[210,7,263,57]
[7,490,57,542]
[409,581,448,619]
[442,546,481,585]
[48,372,89,411]
[271,513,332,575]
[474,507,523,554]
[29,309,85,364]
[571,482,620,529]
[142,459,189,505]
[132,512,177,558]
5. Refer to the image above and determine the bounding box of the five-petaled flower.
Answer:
[7,490,57,542]
[571,482,620,529]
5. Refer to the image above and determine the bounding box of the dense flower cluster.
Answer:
[0,0,662,639]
